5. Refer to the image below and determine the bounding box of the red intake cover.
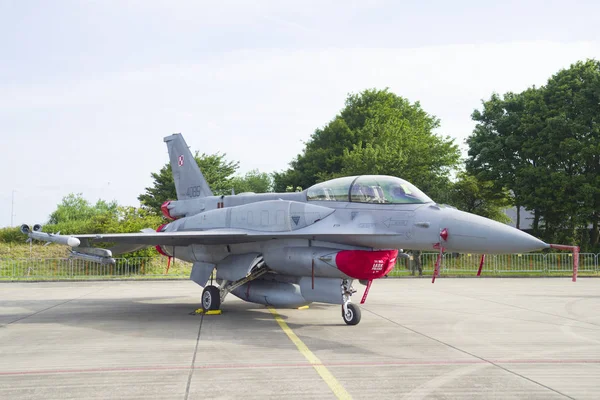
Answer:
[336,250,398,280]
[161,201,176,220]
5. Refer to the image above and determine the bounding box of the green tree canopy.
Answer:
[467,59,600,249]
[467,88,545,229]
[230,169,273,194]
[43,194,163,236]
[48,193,119,225]
[37,194,164,257]
[446,173,512,223]
[273,89,461,201]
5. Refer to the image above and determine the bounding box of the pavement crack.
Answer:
[184,312,205,400]
[362,307,576,400]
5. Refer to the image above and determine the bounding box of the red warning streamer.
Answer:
[477,254,486,277]
[431,246,445,283]
[550,244,580,282]
[360,280,373,304]
[165,256,172,274]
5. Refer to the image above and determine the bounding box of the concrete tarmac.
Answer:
[0,278,599,399]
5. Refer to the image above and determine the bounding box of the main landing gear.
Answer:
[341,279,361,325]
[201,264,269,312]
[201,286,221,311]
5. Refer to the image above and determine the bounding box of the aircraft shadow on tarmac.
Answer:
[1,297,379,356]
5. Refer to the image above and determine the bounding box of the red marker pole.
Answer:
[573,248,579,282]
[477,254,486,277]
[432,229,449,283]
[432,247,443,283]
[549,244,580,282]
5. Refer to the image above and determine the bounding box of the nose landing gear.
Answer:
[341,279,361,325]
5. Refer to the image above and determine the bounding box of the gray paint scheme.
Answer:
[190,261,215,287]
[23,134,552,324]
[215,253,261,282]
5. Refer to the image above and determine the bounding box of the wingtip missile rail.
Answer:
[21,224,116,264]
[20,224,80,247]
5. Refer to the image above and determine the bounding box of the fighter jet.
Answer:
[22,134,553,325]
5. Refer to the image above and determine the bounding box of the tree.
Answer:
[38,194,164,257]
[138,152,239,214]
[447,173,512,223]
[467,88,546,229]
[540,59,600,246]
[467,60,600,249]
[273,89,461,201]
[43,194,163,236]
[48,193,119,227]
[229,169,273,194]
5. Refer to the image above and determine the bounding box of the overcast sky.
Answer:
[1,0,599,228]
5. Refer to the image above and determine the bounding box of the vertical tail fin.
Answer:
[164,133,213,200]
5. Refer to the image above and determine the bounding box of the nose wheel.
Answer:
[341,279,361,325]
[342,303,361,325]
[202,285,221,311]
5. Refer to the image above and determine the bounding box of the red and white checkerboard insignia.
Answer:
[178,155,184,166]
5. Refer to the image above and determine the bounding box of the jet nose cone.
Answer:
[441,209,549,254]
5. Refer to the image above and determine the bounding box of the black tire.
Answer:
[342,303,361,325]
[202,285,221,311]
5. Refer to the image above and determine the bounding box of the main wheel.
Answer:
[342,303,361,325]
[202,285,221,311]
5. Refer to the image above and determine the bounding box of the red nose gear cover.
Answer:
[335,250,398,280]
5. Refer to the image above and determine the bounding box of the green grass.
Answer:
[0,243,70,259]
[0,256,192,281]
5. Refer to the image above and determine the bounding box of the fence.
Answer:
[0,257,192,280]
[0,253,598,281]
[388,253,599,277]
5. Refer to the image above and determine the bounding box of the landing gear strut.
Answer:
[202,286,221,311]
[200,263,270,312]
[341,279,361,325]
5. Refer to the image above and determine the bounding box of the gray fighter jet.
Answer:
[22,134,551,325]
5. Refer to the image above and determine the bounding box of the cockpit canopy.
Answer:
[306,175,433,204]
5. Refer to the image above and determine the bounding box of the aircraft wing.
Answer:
[75,229,251,246]
[75,229,398,247]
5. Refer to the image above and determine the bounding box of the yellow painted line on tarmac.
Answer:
[268,307,352,400]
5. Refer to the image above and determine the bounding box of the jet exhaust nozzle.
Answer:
[20,224,30,234]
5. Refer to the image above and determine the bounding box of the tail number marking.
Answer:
[186,186,202,197]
